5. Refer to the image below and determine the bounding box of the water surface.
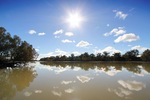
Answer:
[0,62,150,100]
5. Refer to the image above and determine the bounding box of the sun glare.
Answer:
[66,11,83,28]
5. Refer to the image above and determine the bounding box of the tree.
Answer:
[60,55,67,61]
[9,35,21,60]
[70,54,75,61]
[141,49,150,61]
[80,52,90,61]
[14,41,38,61]
[96,53,102,61]
[0,27,38,63]
[90,53,95,61]
[123,49,139,61]
[113,52,122,61]
[0,27,12,61]
[102,52,110,61]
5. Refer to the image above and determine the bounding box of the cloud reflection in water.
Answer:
[94,66,121,76]
[108,80,146,98]
[35,90,42,93]
[51,90,62,97]
[61,80,76,85]
[64,88,74,93]
[24,91,32,97]
[108,87,132,98]
[118,80,146,91]
[76,75,93,83]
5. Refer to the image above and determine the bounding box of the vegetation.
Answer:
[141,49,150,61]
[0,27,38,65]
[40,49,150,62]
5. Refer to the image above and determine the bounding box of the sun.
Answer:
[66,11,83,28]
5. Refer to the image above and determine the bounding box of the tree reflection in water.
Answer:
[40,61,150,75]
[0,66,37,100]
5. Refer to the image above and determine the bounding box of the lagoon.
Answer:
[0,62,150,100]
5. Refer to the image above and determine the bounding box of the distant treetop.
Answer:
[40,50,150,62]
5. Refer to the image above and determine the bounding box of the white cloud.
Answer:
[113,10,128,20]
[29,30,36,34]
[94,46,120,55]
[52,49,68,56]
[53,29,64,35]
[72,51,81,56]
[114,33,140,43]
[118,80,146,91]
[28,30,46,36]
[38,49,68,60]
[38,32,46,36]
[61,39,75,43]
[76,41,92,47]
[38,49,81,60]
[65,32,74,36]
[35,49,39,52]
[104,27,126,37]
[131,45,149,53]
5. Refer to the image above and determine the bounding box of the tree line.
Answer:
[40,49,150,61]
[0,27,38,64]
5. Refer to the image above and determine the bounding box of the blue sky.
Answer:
[0,0,150,59]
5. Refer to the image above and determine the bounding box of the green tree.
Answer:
[0,27,38,63]
[90,53,95,61]
[9,35,21,60]
[141,49,150,61]
[14,41,38,61]
[60,55,67,61]
[96,53,102,61]
[70,54,75,61]
[0,27,12,61]
[123,49,139,61]
[113,52,122,61]
[80,52,90,61]
[102,52,110,61]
